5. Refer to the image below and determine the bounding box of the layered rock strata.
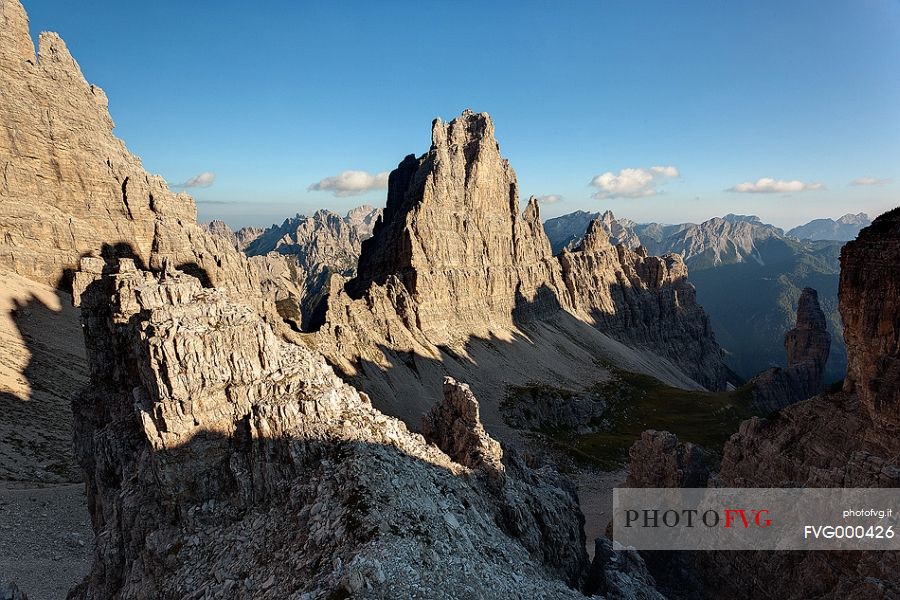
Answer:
[0,0,258,302]
[559,221,725,390]
[840,207,900,432]
[315,110,725,405]
[70,259,595,599]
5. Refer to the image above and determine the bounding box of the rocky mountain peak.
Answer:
[575,218,612,252]
[0,0,33,65]
[837,212,871,225]
[348,109,562,342]
[785,287,830,367]
[431,108,497,155]
[722,213,762,224]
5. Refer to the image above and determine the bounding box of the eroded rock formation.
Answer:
[201,220,263,252]
[347,112,564,342]
[625,430,716,489]
[559,221,725,390]
[69,259,595,599]
[422,378,505,481]
[840,207,900,432]
[748,287,831,412]
[0,0,259,302]
[625,207,900,599]
[312,110,725,417]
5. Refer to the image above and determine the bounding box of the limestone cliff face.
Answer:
[559,221,725,390]
[840,207,900,431]
[748,287,831,412]
[0,0,258,300]
[625,207,900,599]
[70,259,592,599]
[317,110,725,403]
[348,111,564,343]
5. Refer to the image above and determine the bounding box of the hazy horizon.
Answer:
[23,0,900,230]
[197,195,882,234]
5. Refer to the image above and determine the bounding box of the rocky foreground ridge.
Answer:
[68,258,665,599]
[627,207,900,599]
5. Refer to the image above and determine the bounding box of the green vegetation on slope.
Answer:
[513,369,758,470]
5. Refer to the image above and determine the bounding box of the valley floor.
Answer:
[0,482,91,600]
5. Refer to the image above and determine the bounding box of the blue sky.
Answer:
[24,0,900,229]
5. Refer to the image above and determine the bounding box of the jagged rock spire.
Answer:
[348,109,565,342]
[576,218,612,252]
[0,0,34,65]
[785,287,830,371]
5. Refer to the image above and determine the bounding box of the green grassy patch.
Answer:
[542,369,757,470]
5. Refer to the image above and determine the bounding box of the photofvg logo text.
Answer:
[624,507,772,529]
[613,488,900,551]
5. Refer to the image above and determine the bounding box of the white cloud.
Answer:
[536,194,563,204]
[308,170,389,197]
[727,177,824,194]
[850,176,891,186]
[174,171,216,188]
[589,166,679,199]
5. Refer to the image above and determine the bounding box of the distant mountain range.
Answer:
[544,211,850,383]
[209,206,859,385]
[786,213,871,241]
[203,206,381,330]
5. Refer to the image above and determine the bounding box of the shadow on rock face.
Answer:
[69,259,638,599]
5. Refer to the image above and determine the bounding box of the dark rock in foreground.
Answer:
[624,207,900,599]
[70,259,594,598]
